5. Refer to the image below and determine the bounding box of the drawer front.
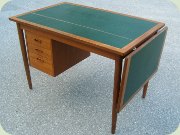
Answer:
[29,52,53,64]
[28,44,52,57]
[29,56,54,76]
[26,31,51,50]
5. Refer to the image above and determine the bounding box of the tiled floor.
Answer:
[0,0,180,135]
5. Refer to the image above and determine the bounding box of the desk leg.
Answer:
[142,81,149,98]
[111,57,122,134]
[17,23,32,89]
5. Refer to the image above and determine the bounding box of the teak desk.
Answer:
[9,2,167,134]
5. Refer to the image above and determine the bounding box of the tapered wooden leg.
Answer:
[142,81,149,98]
[111,57,122,134]
[17,23,32,89]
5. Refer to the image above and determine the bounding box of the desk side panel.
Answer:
[122,28,167,105]
[52,40,90,76]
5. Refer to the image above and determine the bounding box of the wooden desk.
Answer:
[9,2,167,134]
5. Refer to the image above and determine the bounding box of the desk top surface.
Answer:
[10,2,164,56]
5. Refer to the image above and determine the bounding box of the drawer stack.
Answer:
[25,30,90,77]
[26,31,54,76]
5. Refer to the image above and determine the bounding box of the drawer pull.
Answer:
[36,58,44,63]
[35,49,43,53]
[34,38,42,44]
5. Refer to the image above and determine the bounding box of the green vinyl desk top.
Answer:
[10,2,164,56]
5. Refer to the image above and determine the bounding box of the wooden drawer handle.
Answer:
[36,58,44,63]
[35,49,43,53]
[34,38,42,44]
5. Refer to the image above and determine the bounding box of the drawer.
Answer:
[26,31,51,50]
[29,56,54,76]
[28,44,52,57]
[28,52,53,64]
